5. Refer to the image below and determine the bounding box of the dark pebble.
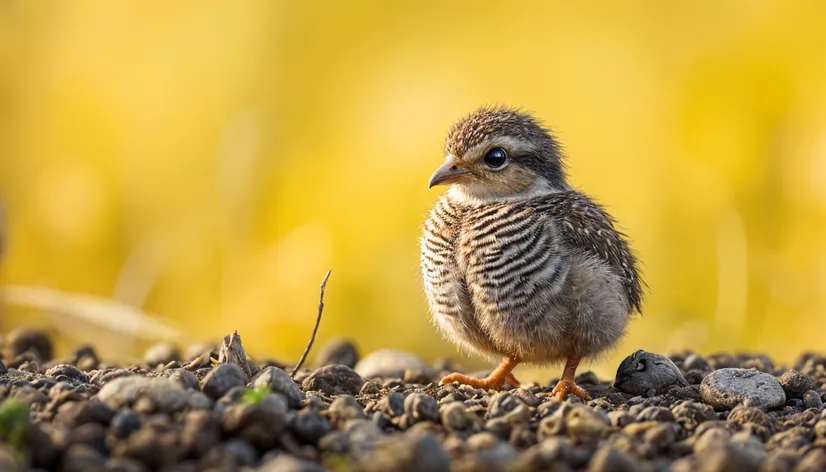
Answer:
[614,350,688,396]
[200,364,246,400]
[110,409,142,440]
[302,365,365,396]
[4,328,53,362]
[779,369,814,398]
[46,364,89,384]
[56,400,114,427]
[404,392,439,423]
[251,366,305,408]
[221,394,288,449]
[166,368,199,390]
[291,408,331,444]
[328,395,365,421]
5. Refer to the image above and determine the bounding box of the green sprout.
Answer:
[241,386,271,405]
[0,399,30,466]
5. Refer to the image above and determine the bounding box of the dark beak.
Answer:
[428,156,472,188]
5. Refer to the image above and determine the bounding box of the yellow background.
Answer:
[1,2,825,380]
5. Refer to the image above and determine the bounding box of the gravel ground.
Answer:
[2,329,826,472]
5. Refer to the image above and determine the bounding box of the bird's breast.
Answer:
[457,203,568,319]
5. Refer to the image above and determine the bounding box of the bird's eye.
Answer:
[483,147,508,169]
[636,360,647,372]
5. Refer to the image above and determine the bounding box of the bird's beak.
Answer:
[428,156,472,189]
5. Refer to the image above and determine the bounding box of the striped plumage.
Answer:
[422,106,644,400]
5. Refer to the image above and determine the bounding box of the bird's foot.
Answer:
[439,372,508,391]
[506,373,521,388]
[551,379,591,402]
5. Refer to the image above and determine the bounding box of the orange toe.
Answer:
[506,373,521,387]
[551,379,591,402]
[439,372,507,390]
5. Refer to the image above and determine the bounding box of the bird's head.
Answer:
[428,106,568,203]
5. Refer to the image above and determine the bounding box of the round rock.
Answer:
[700,368,786,410]
[302,365,365,396]
[252,366,305,408]
[354,349,433,380]
[201,364,247,400]
[613,350,688,396]
[97,375,189,414]
[779,369,814,398]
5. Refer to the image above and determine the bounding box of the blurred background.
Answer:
[1,1,825,380]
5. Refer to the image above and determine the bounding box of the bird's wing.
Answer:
[537,191,644,313]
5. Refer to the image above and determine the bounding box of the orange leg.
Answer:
[440,357,519,391]
[551,356,591,402]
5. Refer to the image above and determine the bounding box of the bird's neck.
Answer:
[446,180,568,207]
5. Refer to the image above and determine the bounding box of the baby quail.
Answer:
[421,106,643,401]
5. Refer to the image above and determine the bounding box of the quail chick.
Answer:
[421,106,644,402]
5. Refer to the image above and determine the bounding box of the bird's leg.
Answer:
[440,357,519,391]
[551,356,591,402]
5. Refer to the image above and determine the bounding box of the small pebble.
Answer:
[404,392,439,423]
[614,350,688,396]
[804,390,824,410]
[778,369,814,398]
[201,364,247,400]
[302,365,366,396]
[252,366,305,408]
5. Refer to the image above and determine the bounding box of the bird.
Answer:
[420,106,644,402]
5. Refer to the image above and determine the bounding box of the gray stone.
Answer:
[328,395,366,421]
[200,364,246,400]
[700,368,786,410]
[354,349,433,380]
[45,364,88,383]
[221,394,288,449]
[291,408,331,444]
[97,375,188,414]
[404,392,439,423]
[143,343,180,366]
[441,401,475,432]
[167,369,199,390]
[252,366,305,408]
[804,390,824,410]
[613,350,688,396]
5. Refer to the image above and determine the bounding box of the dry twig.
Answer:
[290,270,332,378]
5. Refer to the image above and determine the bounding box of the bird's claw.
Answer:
[440,372,507,391]
[551,379,591,402]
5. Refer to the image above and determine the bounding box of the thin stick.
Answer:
[290,270,332,378]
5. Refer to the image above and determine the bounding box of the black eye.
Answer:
[636,360,647,372]
[483,147,508,169]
